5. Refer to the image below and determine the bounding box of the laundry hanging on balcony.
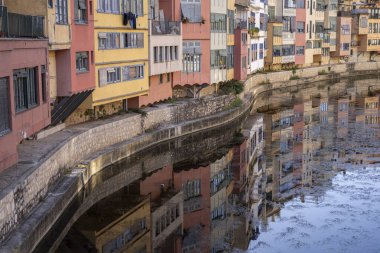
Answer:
[123,12,137,29]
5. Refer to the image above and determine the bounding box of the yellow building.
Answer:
[88,0,150,114]
[227,0,235,80]
[75,195,151,253]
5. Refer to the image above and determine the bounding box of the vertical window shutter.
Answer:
[123,66,129,81]
[74,0,79,20]
[120,33,125,48]
[137,33,144,48]
[99,68,107,86]
[137,0,143,16]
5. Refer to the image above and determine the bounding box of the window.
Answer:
[284,0,296,8]
[154,47,159,63]
[97,0,120,13]
[98,67,121,86]
[242,33,247,44]
[306,40,312,49]
[297,21,305,33]
[183,54,201,72]
[228,10,234,34]
[13,67,38,112]
[211,13,227,32]
[122,65,144,81]
[122,0,143,16]
[183,41,201,72]
[369,23,373,33]
[41,66,47,103]
[0,77,10,135]
[252,44,257,61]
[170,46,178,61]
[56,0,68,24]
[342,43,350,51]
[76,52,89,72]
[122,33,144,48]
[48,0,53,8]
[283,17,295,32]
[341,24,350,35]
[167,73,170,82]
[165,46,170,61]
[210,50,227,69]
[259,43,264,59]
[296,0,305,8]
[296,46,304,55]
[374,23,379,33]
[360,17,368,28]
[181,0,201,23]
[98,32,120,49]
[183,179,201,199]
[242,56,246,68]
[227,46,234,69]
[74,0,87,23]
[159,46,164,62]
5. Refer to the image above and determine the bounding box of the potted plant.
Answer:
[201,17,206,24]
[182,17,189,24]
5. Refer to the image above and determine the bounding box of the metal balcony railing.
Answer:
[151,20,181,35]
[236,19,248,29]
[0,6,44,38]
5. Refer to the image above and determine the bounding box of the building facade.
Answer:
[0,1,50,171]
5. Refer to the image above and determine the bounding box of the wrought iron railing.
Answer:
[0,6,45,38]
[151,20,181,35]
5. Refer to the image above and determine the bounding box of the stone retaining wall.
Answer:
[0,94,235,247]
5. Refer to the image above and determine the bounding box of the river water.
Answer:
[41,79,380,253]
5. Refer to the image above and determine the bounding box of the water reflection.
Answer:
[55,83,380,253]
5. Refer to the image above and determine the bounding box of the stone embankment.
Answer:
[1,61,380,252]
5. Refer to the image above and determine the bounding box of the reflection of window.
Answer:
[341,24,350,35]
[297,22,305,33]
[183,179,201,199]
[0,77,10,135]
[76,52,89,72]
[341,43,350,51]
[296,46,304,55]
[360,17,368,28]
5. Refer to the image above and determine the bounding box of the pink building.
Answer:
[51,0,95,125]
[234,27,249,81]
[295,1,306,66]
[173,165,211,253]
[172,0,211,95]
[332,11,352,58]
[129,0,183,107]
[0,4,50,171]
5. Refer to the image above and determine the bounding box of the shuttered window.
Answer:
[74,0,87,23]
[98,32,120,49]
[56,0,68,24]
[13,67,38,112]
[121,33,144,48]
[122,65,144,81]
[98,67,121,86]
[0,77,10,135]
[122,0,143,16]
[181,0,201,22]
[183,41,201,72]
[97,0,120,14]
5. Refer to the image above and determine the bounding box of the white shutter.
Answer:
[98,68,107,86]
[120,33,125,48]
[137,0,143,16]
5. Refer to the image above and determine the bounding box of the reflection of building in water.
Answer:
[73,190,151,253]
[139,165,183,253]
[233,115,265,250]
[210,149,234,253]
[302,100,320,187]
[335,97,350,139]
[173,164,211,253]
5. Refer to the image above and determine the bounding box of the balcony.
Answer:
[149,20,182,76]
[0,6,45,38]
[150,21,181,36]
[235,0,250,8]
[236,19,248,29]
